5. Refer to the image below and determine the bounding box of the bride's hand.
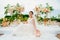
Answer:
[35,29,40,37]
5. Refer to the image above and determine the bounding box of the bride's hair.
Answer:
[29,11,34,15]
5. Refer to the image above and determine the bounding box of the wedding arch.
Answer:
[0,3,60,27]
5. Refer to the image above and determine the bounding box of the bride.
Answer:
[12,11,40,37]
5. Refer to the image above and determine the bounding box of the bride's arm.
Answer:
[32,19,36,30]
[32,19,40,37]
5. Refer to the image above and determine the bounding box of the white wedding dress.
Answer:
[12,17,35,36]
[0,17,60,40]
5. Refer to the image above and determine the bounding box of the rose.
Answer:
[20,7,24,12]
[35,6,41,13]
[42,8,50,13]
[8,7,14,13]
[15,6,24,13]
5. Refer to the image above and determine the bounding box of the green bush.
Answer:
[0,18,3,24]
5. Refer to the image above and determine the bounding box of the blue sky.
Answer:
[0,0,60,18]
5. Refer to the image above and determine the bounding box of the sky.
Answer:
[0,0,60,18]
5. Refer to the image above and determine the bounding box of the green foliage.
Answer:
[50,16,60,22]
[0,18,3,24]
[56,18,60,22]
[16,3,20,7]
[37,17,43,22]
[4,15,15,22]
[4,9,8,15]
[20,14,29,21]
[58,14,60,18]
[40,11,44,14]
[46,3,54,11]
[50,16,56,21]
[4,4,10,15]
[22,14,29,21]
[4,14,29,22]
[49,6,53,11]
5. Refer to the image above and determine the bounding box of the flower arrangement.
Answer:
[34,3,53,25]
[4,3,24,15]
[0,3,29,27]
[1,18,10,27]
[34,3,53,14]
